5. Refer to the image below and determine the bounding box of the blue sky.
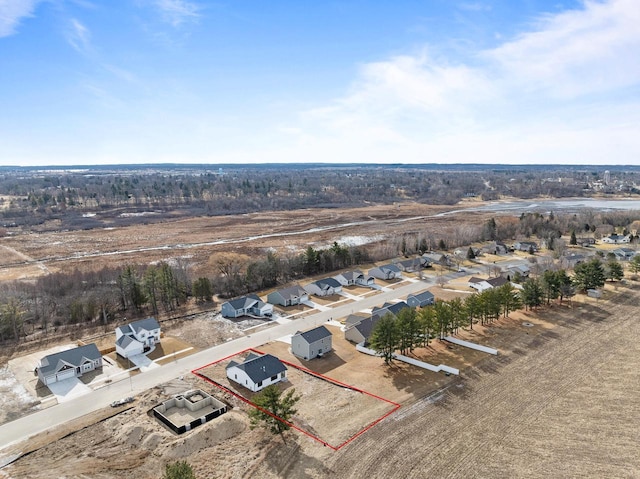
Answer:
[1,0,638,166]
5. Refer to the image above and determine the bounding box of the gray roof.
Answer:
[380,264,401,273]
[340,270,363,281]
[275,285,307,300]
[373,301,409,316]
[315,278,341,289]
[226,353,287,384]
[353,316,381,341]
[295,325,332,344]
[116,334,137,348]
[39,343,101,376]
[227,294,261,310]
[408,291,435,302]
[345,314,367,327]
[129,317,160,334]
[487,277,508,287]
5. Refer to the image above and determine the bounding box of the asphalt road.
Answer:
[0,274,453,451]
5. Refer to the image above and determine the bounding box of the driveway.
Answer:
[46,378,91,403]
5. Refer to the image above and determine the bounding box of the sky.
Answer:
[0,0,639,166]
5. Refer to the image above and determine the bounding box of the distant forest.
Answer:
[1,164,640,347]
[1,163,639,231]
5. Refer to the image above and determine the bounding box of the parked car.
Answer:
[110,397,135,407]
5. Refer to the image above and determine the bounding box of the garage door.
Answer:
[53,369,76,383]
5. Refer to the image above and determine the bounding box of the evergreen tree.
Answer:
[369,313,399,364]
[466,247,476,260]
[249,385,301,443]
[606,260,624,282]
[570,230,577,245]
[629,255,640,275]
[521,278,544,310]
[573,258,606,292]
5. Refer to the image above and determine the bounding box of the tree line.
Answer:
[0,242,371,344]
[368,261,620,364]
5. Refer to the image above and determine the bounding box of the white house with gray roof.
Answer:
[368,263,402,280]
[226,353,288,392]
[291,326,332,360]
[221,294,273,318]
[37,343,102,386]
[267,285,309,307]
[116,317,161,358]
[304,278,343,297]
[333,270,375,287]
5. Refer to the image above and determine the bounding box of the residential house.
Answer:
[602,234,631,244]
[226,353,288,392]
[612,248,636,261]
[372,301,410,318]
[267,285,309,307]
[406,291,435,308]
[395,257,430,273]
[333,270,375,287]
[304,278,343,297]
[513,241,538,252]
[422,252,448,266]
[344,316,380,345]
[291,326,333,360]
[368,264,402,280]
[221,294,273,318]
[468,276,509,292]
[481,242,509,255]
[116,317,161,358]
[576,237,596,247]
[501,264,530,281]
[37,343,103,385]
[344,314,368,328]
[562,253,588,269]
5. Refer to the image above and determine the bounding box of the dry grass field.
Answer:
[0,203,475,281]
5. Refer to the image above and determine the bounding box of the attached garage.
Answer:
[37,344,103,386]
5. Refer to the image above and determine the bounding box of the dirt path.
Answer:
[319,287,640,478]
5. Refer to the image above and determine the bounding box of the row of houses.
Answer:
[225,324,334,391]
[37,317,163,386]
[344,290,435,345]
[221,266,398,318]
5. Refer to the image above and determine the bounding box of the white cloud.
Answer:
[0,0,43,37]
[287,0,640,164]
[487,0,640,98]
[154,0,200,27]
[65,17,91,53]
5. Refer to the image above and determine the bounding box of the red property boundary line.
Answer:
[192,348,400,451]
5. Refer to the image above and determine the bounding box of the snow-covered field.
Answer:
[0,366,39,425]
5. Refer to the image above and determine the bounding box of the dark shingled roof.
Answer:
[39,343,101,376]
[226,294,261,310]
[226,353,287,383]
[295,325,332,344]
[353,316,381,341]
[315,278,341,289]
[408,291,435,302]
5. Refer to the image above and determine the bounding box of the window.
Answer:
[257,381,262,387]
[271,375,278,381]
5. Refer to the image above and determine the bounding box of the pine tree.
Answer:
[249,385,301,443]
[369,313,399,364]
